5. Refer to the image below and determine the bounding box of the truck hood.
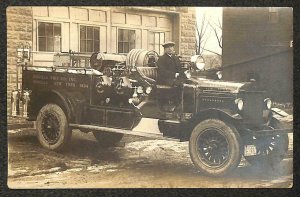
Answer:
[188,77,247,93]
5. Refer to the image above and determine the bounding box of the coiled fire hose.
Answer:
[126,49,158,67]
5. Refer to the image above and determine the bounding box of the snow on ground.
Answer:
[124,139,190,161]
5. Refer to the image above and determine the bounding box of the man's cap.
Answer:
[162,41,175,48]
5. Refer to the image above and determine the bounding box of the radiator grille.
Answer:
[243,91,264,125]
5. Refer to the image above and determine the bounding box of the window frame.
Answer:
[79,25,101,53]
[117,28,136,54]
[37,21,63,52]
[148,31,166,55]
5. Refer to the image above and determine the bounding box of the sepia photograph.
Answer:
[6,6,293,188]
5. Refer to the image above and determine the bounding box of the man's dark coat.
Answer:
[157,53,182,86]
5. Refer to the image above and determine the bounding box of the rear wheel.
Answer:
[189,119,242,177]
[36,104,72,151]
[93,131,124,147]
[244,118,288,168]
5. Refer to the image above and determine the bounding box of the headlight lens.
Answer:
[190,55,205,70]
[146,86,152,94]
[196,63,205,70]
[216,71,222,79]
[184,70,192,79]
[137,86,143,94]
[264,98,272,109]
[235,98,244,111]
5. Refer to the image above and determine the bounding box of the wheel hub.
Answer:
[41,113,60,144]
[197,129,229,167]
[207,141,220,153]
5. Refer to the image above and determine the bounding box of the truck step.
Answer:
[69,124,180,141]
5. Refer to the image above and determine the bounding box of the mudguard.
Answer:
[49,90,86,123]
[193,108,243,122]
[137,99,164,119]
[271,107,289,117]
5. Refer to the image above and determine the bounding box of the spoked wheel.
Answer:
[244,118,289,168]
[41,113,61,144]
[189,119,242,177]
[36,104,72,151]
[197,130,230,167]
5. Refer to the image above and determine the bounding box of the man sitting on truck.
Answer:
[156,41,184,111]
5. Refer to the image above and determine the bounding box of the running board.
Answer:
[69,124,180,141]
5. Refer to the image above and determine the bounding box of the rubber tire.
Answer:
[189,119,242,177]
[244,118,289,168]
[93,131,124,147]
[36,104,72,151]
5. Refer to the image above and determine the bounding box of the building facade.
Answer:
[7,6,196,112]
[222,7,293,102]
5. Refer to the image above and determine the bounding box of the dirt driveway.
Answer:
[7,127,293,188]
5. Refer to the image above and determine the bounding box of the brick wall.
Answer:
[179,8,196,60]
[7,7,33,114]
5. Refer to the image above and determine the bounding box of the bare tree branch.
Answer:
[200,47,222,56]
[217,18,222,29]
[195,14,211,55]
[208,19,223,49]
[195,21,202,54]
[195,13,223,56]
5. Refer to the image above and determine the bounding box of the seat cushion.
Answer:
[136,67,158,80]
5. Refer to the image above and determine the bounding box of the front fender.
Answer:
[179,108,242,141]
[271,107,289,117]
[48,90,86,123]
[192,108,242,123]
[137,99,164,119]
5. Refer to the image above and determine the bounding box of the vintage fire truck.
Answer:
[11,46,292,177]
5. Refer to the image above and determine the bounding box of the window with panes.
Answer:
[148,32,165,55]
[38,22,61,52]
[118,29,136,53]
[80,26,100,52]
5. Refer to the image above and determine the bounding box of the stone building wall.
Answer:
[179,8,197,59]
[7,7,33,113]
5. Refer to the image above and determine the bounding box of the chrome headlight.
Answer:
[216,71,222,79]
[264,98,272,109]
[184,70,192,79]
[137,86,143,94]
[145,86,152,94]
[196,63,205,70]
[235,98,244,111]
[190,55,205,70]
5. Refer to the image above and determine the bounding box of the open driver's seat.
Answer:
[136,66,157,81]
[136,66,173,89]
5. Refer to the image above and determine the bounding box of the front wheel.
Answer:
[244,118,289,168]
[189,119,242,177]
[36,104,72,151]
